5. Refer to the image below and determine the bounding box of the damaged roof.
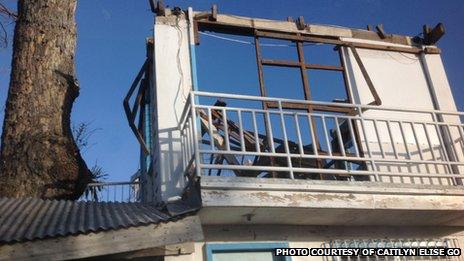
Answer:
[0,196,199,244]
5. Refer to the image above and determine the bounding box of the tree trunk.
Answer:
[0,0,91,199]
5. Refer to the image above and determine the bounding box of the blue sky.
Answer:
[0,1,463,181]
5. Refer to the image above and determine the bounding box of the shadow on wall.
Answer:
[158,127,186,201]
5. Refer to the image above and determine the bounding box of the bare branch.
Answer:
[0,21,6,48]
[72,122,108,201]
[0,2,17,48]
[72,121,102,152]
[0,3,17,20]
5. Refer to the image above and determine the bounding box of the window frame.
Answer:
[253,31,366,177]
[205,242,292,261]
[254,30,353,114]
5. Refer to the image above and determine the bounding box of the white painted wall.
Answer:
[153,14,193,202]
[342,43,462,185]
[164,225,464,261]
[422,53,464,175]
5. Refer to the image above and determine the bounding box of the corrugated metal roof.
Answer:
[0,197,176,244]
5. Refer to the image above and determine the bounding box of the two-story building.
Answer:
[121,2,464,260]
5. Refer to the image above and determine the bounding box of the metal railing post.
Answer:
[190,92,202,177]
[357,105,380,182]
[278,101,294,179]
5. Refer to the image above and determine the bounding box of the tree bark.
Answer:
[0,0,91,199]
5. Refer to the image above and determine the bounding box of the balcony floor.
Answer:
[199,176,464,226]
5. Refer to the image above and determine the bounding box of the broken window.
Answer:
[194,29,373,180]
[196,32,259,96]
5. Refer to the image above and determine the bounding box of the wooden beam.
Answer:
[424,23,445,45]
[261,59,300,68]
[375,24,388,39]
[193,12,440,52]
[296,40,311,101]
[256,30,341,45]
[255,30,437,54]
[0,216,203,261]
[149,0,156,13]
[347,41,432,54]
[254,36,267,97]
[261,59,344,71]
[307,64,344,71]
[194,12,352,38]
[210,4,218,21]
[296,16,305,30]
[348,45,382,106]
[254,35,279,177]
[155,0,165,16]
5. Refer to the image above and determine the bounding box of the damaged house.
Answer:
[2,2,464,260]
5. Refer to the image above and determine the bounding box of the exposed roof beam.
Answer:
[189,11,440,54]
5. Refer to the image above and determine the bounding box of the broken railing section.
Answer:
[180,91,464,186]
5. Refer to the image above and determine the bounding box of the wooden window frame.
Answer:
[254,29,364,164]
[254,29,353,113]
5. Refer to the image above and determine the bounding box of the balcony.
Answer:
[178,91,464,226]
[180,91,464,183]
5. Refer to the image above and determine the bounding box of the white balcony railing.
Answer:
[180,91,464,186]
[80,181,140,202]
